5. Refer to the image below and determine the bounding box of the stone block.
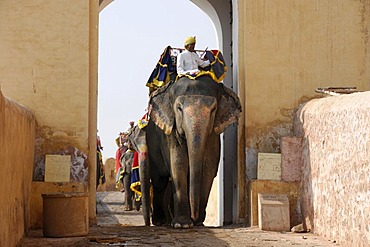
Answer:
[257,153,281,180]
[28,182,87,229]
[44,155,71,182]
[258,193,290,231]
[248,180,300,227]
[281,137,303,182]
[97,158,117,192]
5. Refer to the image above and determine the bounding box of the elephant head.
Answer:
[150,76,241,136]
[148,75,241,228]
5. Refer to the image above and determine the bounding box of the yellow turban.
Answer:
[184,36,196,48]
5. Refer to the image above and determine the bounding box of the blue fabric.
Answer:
[131,167,140,184]
[146,46,175,93]
[205,50,227,80]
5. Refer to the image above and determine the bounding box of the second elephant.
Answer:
[120,147,141,211]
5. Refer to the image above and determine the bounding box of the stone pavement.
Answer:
[21,191,342,247]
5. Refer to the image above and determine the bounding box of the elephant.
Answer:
[127,122,152,225]
[128,120,174,226]
[143,75,241,228]
[120,145,141,211]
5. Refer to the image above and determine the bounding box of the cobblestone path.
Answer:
[22,191,341,247]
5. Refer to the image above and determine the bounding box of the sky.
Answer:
[98,0,218,159]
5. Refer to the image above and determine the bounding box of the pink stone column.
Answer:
[281,137,303,182]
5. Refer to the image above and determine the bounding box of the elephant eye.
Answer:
[176,105,183,112]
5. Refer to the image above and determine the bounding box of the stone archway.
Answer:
[97,0,241,226]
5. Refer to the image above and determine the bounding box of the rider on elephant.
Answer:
[176,36,210,76]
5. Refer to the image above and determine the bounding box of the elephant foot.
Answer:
[171,217,194,229]
[152,216,166,226]
[194,218,205,227]
[194,221,205,227]
[134,201,141,211]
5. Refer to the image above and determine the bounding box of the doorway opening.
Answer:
[97,0,235,227]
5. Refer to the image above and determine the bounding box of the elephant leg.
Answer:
[123,174,133,211]
[151,175,169,226]
[195,134,220,226]
[170,139,193,229]
[194,170,216,226]
[163,179,174,222]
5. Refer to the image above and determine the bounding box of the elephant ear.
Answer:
[149,81,174,135]
[214,83,242,135]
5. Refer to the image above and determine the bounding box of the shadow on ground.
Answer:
[21,191,341,247]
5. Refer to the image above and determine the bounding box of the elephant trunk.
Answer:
[187,134,206,222]
[181,96,216,222]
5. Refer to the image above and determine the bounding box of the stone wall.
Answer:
[0,90,36,247]
[97,158,118,192]
[0,0,100,223]
[296,92,370,246]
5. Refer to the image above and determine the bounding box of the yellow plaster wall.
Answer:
[0,0,99,225]
[238,0,370,151]
[0,0,90,175]
[0,90,36,247]
[0,0,90,133]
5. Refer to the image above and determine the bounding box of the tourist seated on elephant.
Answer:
[176,36,210,76]
[146,37,227,95]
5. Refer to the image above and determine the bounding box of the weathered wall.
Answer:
[0,0,91,181]
[0,0,99,223]
[237,0,370,184]
[97,158,117,192]
[295,92,370,246]
[0,90,36,247]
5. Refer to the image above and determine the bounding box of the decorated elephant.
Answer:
[127,122,152,226]
[119,148,140,211]
[128,117,174,226]
[145,75,241,228]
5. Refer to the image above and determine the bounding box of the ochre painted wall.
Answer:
[0,0,99,225]
[237,0,370,178]
[0,90,36,247]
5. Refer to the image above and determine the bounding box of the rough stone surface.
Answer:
[258,193,290,231]
[281,137,303,182]
[0,90,36,247]
[21,191,341,246]
[97,158,117,192]
[296,92,370,246]
[248,180,301,228]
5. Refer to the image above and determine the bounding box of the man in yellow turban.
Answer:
[177,36,210,76]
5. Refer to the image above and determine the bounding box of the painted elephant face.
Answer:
[149,76,241,136]
[128,125,147,153]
